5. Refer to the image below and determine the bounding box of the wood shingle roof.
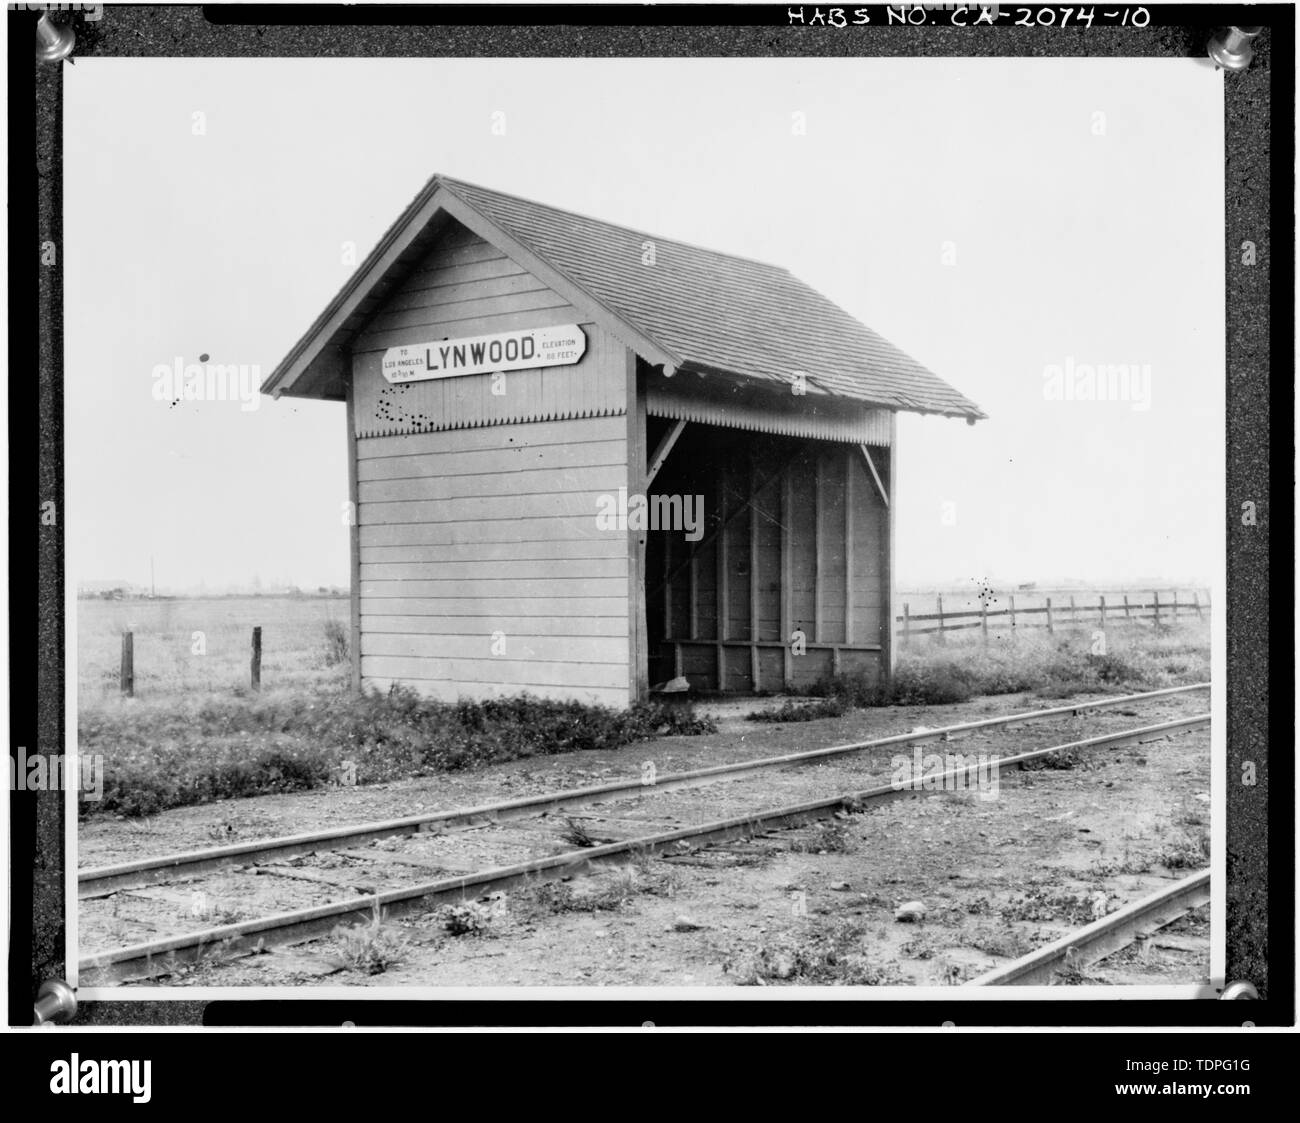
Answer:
[264,174,984,421]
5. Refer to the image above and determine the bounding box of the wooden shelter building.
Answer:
[263,175,984,707]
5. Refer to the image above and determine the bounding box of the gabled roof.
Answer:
[262,174,985,420]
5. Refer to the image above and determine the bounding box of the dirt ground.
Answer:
[78,688,1212,989]
[78,687,1204,867]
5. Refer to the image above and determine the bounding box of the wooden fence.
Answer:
[111,591,1208,692]
[117,626,263,696]
[897,589,1210,647]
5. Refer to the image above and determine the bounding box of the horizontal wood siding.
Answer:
[360,655,627,691]
[360,597,625,618]
[360,557,623,582]
[361,517,619,548]
[360,676,629,708]
[358,464,617,504]
[351,222,625,437]
[362,614,627,637]
[362,634,627,665]
[360,539,626,564]
[354,402,631,705]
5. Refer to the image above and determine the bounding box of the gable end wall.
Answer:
[349,222,633,706]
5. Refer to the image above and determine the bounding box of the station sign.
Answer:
[381,324,587,384]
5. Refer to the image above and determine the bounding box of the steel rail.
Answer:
[80,713,1209,985]
[965,868,1212,986]
[79,682,1211,898]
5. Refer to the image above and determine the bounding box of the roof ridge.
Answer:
[434,174,683,372]
[432,173,796,274]
[265,171,985,421]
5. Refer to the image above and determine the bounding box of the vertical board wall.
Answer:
[647,424,889,692]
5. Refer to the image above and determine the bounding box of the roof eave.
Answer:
[673,359,985,422]
[262,177,686,401]
[260,176,455,399]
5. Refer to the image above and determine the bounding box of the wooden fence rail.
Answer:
[118,627,266,696]
[119,631,134,697]
[896,590,1209,644]
[108,589,1208,695]
[250,626,262,692]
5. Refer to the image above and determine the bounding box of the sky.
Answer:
[64,56,1225,592]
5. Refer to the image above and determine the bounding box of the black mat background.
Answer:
[9,3,1292,1028]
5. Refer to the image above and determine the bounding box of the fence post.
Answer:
[1099,594,1106,625]
[120,631,134,697]
[981,602,989,644]
[1009,594,1017,636]
[251,626,262,691]
[1153,591,1160,626]
[1123,593,1131,619]
[1193,591,1203,620]
[936,595,945,642]
[903,603,911,649]
[1070,595,1077,625]
[1045,597,1054,634]
[1172,589,1178,621]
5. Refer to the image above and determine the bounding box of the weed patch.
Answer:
[1153,830,1210,870]
[787,823,854,854]
[83,688,715,818]
[725,921,910,985]
[439,901,500,936]
[524,861,682,916]
[328,907,411,974]
[747,622,1208,723]
[963,925,1035,959]
[559,817,598,849]
[1001,886,1112,925]
[322,619,349,667]
[1019,744,1091,772]
[524,880,627,915]
[747,697,850,723]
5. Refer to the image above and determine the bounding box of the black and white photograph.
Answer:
[59,48,1230,999]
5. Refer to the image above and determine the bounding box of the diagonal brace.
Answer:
[646,419,687,488]
[858,444,889,509]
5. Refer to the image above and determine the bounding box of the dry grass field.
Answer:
[75,595,1210,820]
[752,615,1211,722]
[76,595,352,704]
[75,595,713,818]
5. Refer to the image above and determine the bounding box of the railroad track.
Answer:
[78,685,1211,986]
[965,868,1212,986]
[81,683,1209,898]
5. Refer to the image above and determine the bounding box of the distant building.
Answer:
[264,176,984,705]
[78,580,143,600]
